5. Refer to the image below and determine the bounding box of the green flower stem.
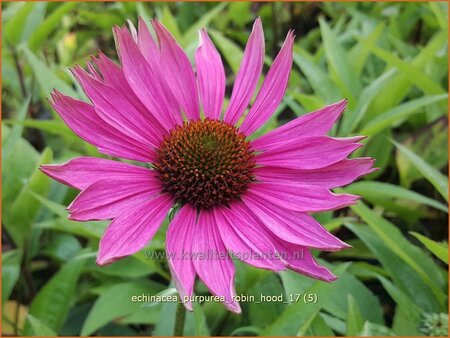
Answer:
[173,301,186,336]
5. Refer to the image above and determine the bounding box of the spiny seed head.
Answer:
[154,119,256,209]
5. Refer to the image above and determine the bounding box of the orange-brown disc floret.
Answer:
[154,119,256,209]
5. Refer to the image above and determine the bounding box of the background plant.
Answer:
[2,1,448,336]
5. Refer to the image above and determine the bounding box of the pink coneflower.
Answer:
[41,18,375,313]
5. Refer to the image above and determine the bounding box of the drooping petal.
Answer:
[114,26,181,130]
[254,136,364,170]
[152,20,200,120]
[195,29,225,120]
[252,99,348,151]
[240,30,294,135]
[50,91,155,163]
[214,204,285,271]
[255,158,376,188]
[224,18,264,125]
[40,157,153,190]
[193,210,241,313]
[272,240,337,282]
[97,193,173,265]
[242,193,349,250]
[246,182,359,213]
[72,66,162,148]
[166,204,197,311]
[68,176,163,221]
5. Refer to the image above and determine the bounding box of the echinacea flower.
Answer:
[41,18,375,313]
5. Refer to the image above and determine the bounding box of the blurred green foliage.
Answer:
[2,1,448,336]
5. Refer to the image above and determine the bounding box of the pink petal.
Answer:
[195,29,225,120]
[40,157,154,190]
[240,31,294,135]
[91,52,167,137]
[192,210,241,313]
[255,158,376,188]
[272,240,337,282]
[50,91,155,163]
[242,193,349,250]
[246,182,359,213]
[114,26,181,130]
[254,136,364,169]
[152,20,200,121]
[166,204,197,311]
[253,99,348,151]
[137,17,159,63]
[97,193,173,265]
[135,18,185,124]
[127,19,138,41]
[214,204,285,271]
[68,176,162,221]
[224,18,264,125]
[71,66,163,148]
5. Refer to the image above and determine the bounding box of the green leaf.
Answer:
[367,30,447,120]
[88,255,155,278]
[81,281,165,336]
[28,2,77,51]
[293,47,342,103]
[361,130,392,179]
[321,313,346,335]
[78,10,123,29]
[396,118,448,187]
[2,125,39,238]
[193,302,210,336]
[181,2,228,48]
[157,5,182,42]
[360,94,448,136]
[23,256,86,335]
[42,233,81,262]
[229,326,262,336]
[35,217,106,239]
[4,119,78,142]
[410,232,448,264]
[302,313,334,336]
[429,2,448,30]
[319,18,362,100]
[393,140,449,201]
[360,39,445,96]
[18,2,47,44]
[346,295,364,336]
[29,191,68,217]
[2,249,22,304]
[152,296,178,335]
[343,69,396,135]
[345,181,448,213]
[247,273,286,328]
[348,22,384,76]
[347,202,446,303]
[345,222,444,312]
[26,315,57,336]
[359,322,396,336]
[261,263,348,336]
[376,275,422,323]
[2,97,31,162]
[7,148,53,246]
[21,46,78,99]
[3,3,35,45]
[209,29,243,75]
